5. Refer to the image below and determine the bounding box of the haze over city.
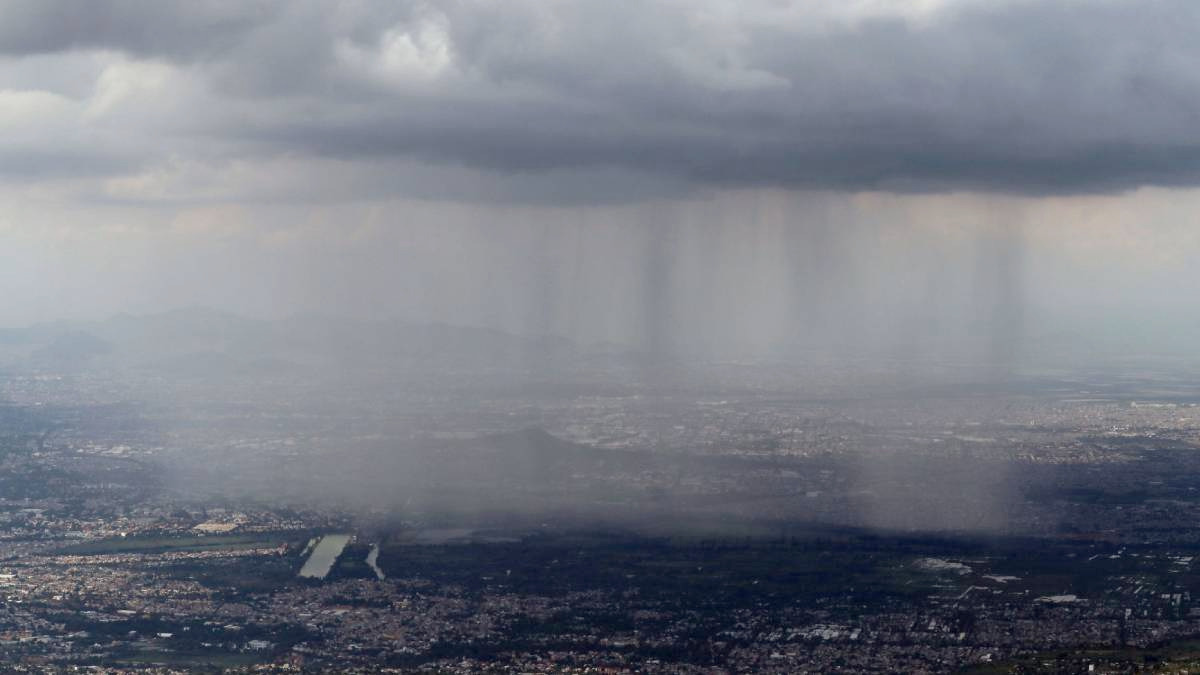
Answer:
[4,0,1200,365]
[5,1,1200,672]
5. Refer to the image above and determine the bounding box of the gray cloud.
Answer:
[0,0,280,60]
[3,0,1200,199]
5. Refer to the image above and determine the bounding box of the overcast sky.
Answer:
[4,0,1200,360]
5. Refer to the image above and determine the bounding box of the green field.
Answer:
[55,532,301,556]
[111,649,268,669]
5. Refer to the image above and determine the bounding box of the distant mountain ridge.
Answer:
[0,307,586,375]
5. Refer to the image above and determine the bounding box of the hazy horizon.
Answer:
[7,5,1200,671]
[5,1,1200,369]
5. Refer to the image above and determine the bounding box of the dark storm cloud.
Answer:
[5,0,1200,197]
[0,145,139,179]
[0,0,281,60]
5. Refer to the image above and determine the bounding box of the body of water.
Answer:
[298,534,351,579]
[366,544,385,580]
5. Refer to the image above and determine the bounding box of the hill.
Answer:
[0,308,583,376]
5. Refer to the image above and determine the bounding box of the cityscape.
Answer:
[6,0,1200,672]
[0,313,1198,671]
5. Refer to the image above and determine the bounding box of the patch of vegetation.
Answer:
[55,532,297,556]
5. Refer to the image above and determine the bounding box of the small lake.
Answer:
[366,544,385,580]
[298,534,351,579]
